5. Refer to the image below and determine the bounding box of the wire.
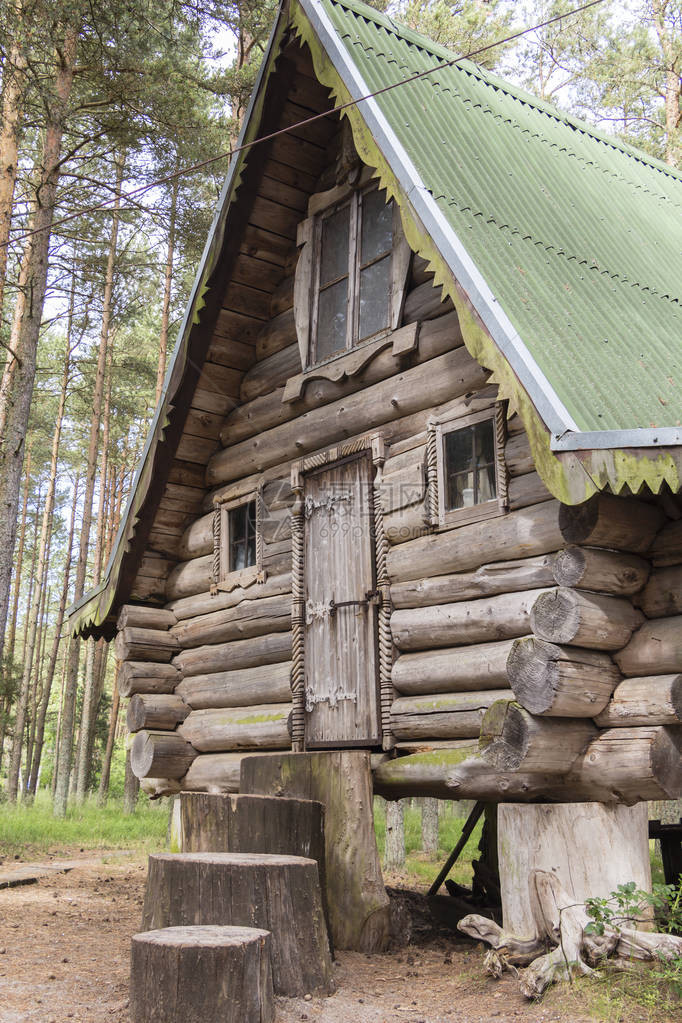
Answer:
[7,0,607,249]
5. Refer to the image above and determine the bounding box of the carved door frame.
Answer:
[291,433,394,752]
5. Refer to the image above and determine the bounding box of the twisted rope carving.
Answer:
[372,456,395,751]
[495,402,509,510]
[290,481,306,751]
[425,417,439,526]
[211,505,221,596]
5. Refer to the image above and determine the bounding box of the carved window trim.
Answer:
[294,179,412,375]
[212,489,266,593]
[289,433,394,754]
[425,403,509,529]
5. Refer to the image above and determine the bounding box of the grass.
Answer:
[0,791,169,859]
[373,798,482,888]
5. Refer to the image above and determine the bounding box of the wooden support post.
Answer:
[240,750,390,953]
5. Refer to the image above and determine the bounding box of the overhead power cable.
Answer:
[7,0,607,249]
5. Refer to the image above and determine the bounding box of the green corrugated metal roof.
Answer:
[314,0,682,432]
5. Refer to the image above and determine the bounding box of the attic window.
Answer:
[213,494,264,592]
[294,179,411,371]
[426,406,508,528]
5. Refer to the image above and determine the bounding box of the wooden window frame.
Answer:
[212,491,265,592]
[294,179,411,373]
[425,405,509,529]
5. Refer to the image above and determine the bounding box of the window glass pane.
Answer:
[317,279,348,360]
[229,501,257,572]
[358,256,391,339]
[444,420,496,511]
[361,191,393,264]
[444,427,472,478]
[320,205,350,285]
[473,421,495,466]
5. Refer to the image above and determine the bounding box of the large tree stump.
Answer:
[497,802,651,938]
[130,925,273,1023]
[178,793,330,942]
[240,751,390,953]
[142,852,333,997]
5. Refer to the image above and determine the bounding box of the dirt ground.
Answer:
[0,852,633,1023]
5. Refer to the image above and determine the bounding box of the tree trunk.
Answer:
[421,797,439,855]
[154,170,177,404]
[74,163,122,803]
[130,925,274,1023]
[0,21,78,669]
[240,751,390,953]
[385,798,406,871]
[0,7,27,328]
[123,747,140,813]
[142,852,334,997]
[2,439,30,671]
[97,661,120,805]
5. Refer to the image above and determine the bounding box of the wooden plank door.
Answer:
[303,452,380,747]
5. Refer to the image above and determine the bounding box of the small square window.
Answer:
[432,407,507,527]
[214,495,263,591]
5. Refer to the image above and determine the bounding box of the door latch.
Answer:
[329,590,382,615]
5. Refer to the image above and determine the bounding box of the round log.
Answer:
[615,615,682,675]
[391,589,551,651]
[114,626,179,664]
[118,661,180,699]
[177,661,292,710]
[171,595,291,649]
[116,605,177,631]
[177,512,214,561]
[651,519,682,567]
[552,546,650,596]
[497,803,651,939]
[166,555,213,601]
[559,493,663,553]
[130,925,274,1023]
[130,729,197,779]
[594,674,682,727]
[391,689,512,740]
[142,852,333,997]
[530,588,643,650]
[508,471,552,511]
[391,639,517,695]
[181,752,284,794]
[390,554,556,609]
[174,631,292,678]
[636,564,682,618]
[387,501,563,583]
[506,638,621,716]
[479,701,596,774]
[179,704,292,752]
[127,694,190,732]
[575,726,682,801]
[240,751,390,954]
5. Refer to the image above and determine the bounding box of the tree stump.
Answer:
[142,852,334,997]
[130,925,273,1023]
[240,751,390,952]
[497,802,651,937]
[178,793,330,945]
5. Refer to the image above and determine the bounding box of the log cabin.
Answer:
[68,0,682,819]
